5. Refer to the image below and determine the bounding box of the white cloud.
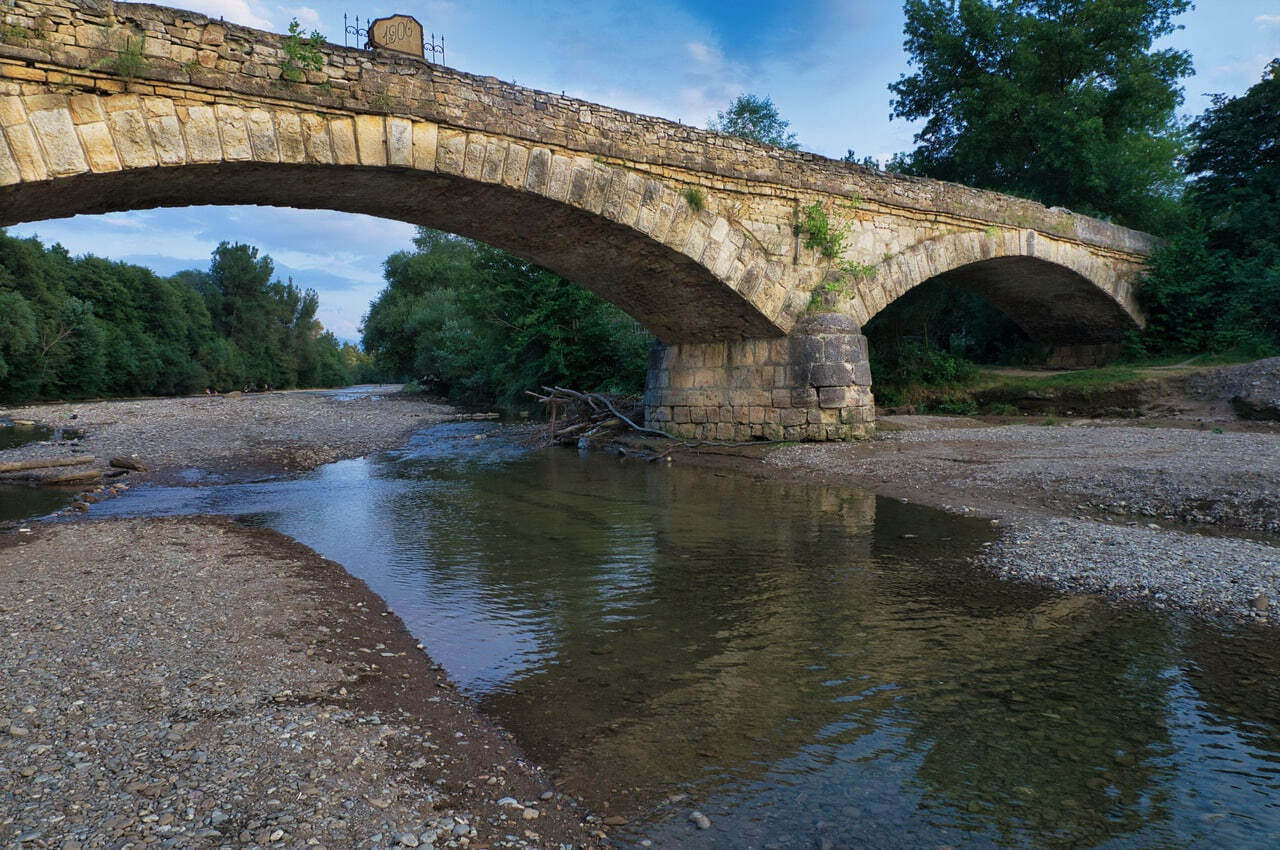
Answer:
[685,41,719,65]
[281,5,321,28]
[179,0,274,31]
[1256,14,1280,27]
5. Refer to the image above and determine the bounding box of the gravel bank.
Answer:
[767,420,1280,626]
[0,388,457,484]
[0,517,600,850]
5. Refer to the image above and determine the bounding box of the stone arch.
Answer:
[0,93,792,343]
[853,229,1144,346]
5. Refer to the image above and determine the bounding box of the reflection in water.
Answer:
[96,423,1280,848]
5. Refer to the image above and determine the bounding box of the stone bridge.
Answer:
[0,0,1156,440]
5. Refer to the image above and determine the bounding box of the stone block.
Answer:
[244,108,278,162]
[546,154,572,201]
[462,133,485,180]
[299,113,331,164]
[689,406,707,423]
[480,138,505,183]
[76,120,119,172]
[523,146,551,192]
[411,120,437,170]
[809,363,853,388]
[0,96,26,127]
[4,123,46,181]
[790,386,817,408]
[771,389,791,408]
[852,359,872,386]
[197,49,217,68]
[180,105,220,162]
[212,104,249,162]
[146,114,185,165]
[0,134,20,185]
[29,106,86,175]
[328,117,357,165]
[501,142,528,189]
[67,93,103,124]
[715,422,735,441]
[647,406,672,423]
[780,408,807,427]
[434,127,465,174]
[672,406,689,424]
[354,114,386,166]
[385,116,411,166]
[275,111,304,163]
[818,386,860,409]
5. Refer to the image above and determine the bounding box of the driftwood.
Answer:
[526,387,674,444]
[109,456,147,472]
[6,467,102,485]
[0,455,95,474]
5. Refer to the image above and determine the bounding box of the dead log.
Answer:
[109,456,147,472]
[18,468,103,485]
[0,455,95,474]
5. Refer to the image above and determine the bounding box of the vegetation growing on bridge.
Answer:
[0,233,368,403]
[360,229,652,408]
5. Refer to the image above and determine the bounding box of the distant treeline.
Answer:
[0,231,374,404]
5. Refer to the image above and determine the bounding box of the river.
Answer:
[93,421,1280,848]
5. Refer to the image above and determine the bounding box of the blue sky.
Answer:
[10,0,1280,342]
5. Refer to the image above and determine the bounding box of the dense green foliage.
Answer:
[890,0,1192,233]
[0,231,366,403]
[361,229,652,407]
[1137,60,1280,357]
[708,94,799,149]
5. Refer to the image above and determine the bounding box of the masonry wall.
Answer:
[645,314,875,442]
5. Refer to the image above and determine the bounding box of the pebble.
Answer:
[689,810,712,829]
[398,832,420,846]
[522,807,540,820]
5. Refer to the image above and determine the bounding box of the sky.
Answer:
[9,0,1280,342]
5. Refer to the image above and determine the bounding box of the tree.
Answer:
[889,0,1193,233]
[1138,60,1280,356]
[708,94,799,149]
[362,228,652,406]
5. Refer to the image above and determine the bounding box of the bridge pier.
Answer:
[644,313,875,442]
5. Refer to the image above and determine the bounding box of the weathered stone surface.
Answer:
[28,106,87,174]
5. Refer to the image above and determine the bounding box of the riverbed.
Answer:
[4,392,1280,848]
[85,421,1280,849]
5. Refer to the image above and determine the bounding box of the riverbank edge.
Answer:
[0,514,607,849]
[663,426,1280,630]
[0,393,611,849]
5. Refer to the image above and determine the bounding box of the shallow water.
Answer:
[96,422,1280,848]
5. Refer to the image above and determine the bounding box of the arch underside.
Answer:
[926,256,1138,345]
[0,163,783,343]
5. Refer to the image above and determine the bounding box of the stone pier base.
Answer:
[643,313,875,442]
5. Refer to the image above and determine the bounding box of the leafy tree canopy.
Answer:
[708,94,799,149]
[362,229,652,407]
[1137,59,1280,357]
[890,0,1193,233]
[0,231,372,403]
